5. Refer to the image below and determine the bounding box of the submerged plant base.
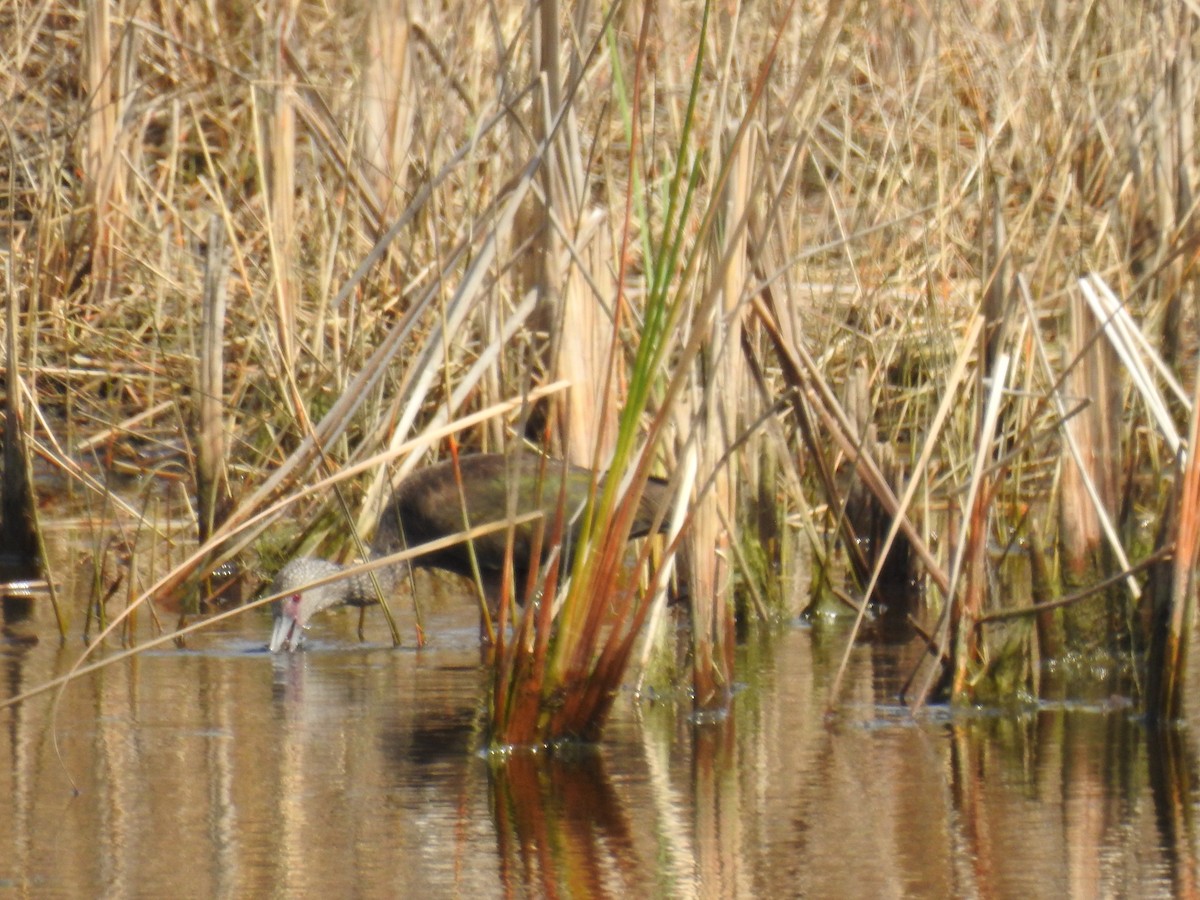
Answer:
[1043,649,1142,698]
[482,735,605,761]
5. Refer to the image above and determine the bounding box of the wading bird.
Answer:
[267,452,671,651]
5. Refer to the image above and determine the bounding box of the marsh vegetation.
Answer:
[3,1,1200,742]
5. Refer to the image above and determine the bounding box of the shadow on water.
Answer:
[5,557,1200,895]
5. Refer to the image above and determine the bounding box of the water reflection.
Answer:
[1,603,1199,896]
[491,750,644,896]
[1148,725,1200,897]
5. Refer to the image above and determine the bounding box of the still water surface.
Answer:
[1,592,1197,897]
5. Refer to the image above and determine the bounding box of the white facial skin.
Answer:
[269,590,307,652]
[267,558,351,652]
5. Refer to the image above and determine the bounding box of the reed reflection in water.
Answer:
[1,598,1199,896]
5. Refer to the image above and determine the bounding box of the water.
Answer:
[1,589,1196,897]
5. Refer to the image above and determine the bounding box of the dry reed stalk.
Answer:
[683,117,757,710]
[82,0,123,305]
[264,0,299,370]
[1017,278,1139,596]
[1059,286,1123,644]
[1081,276,1186,447]
[949,352,1009,701]
[1027,529,1063,663]
[943,193,1017,701]
[530,0,622,464]
[360,0,415,219]
[615,0,745,721]
[196,216,230,546]
[1143,8,1198,373]
[633,450,696,691]
[552,210,620,464]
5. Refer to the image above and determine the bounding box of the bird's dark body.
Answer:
[374,453,669,589]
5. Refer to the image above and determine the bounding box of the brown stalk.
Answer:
[195,215,230,547]
[1147,358,1200,722]
[82,0,123,304]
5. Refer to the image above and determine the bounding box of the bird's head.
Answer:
[267,557,350,652]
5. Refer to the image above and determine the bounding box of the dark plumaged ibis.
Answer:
[267,453,672,651]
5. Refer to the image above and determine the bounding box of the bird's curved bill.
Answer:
[269,614,303,652]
